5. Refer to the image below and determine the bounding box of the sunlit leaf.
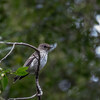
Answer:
[1,75,8,91]
[14,67,28,76]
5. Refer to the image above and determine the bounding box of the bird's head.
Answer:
[38,43,57,53]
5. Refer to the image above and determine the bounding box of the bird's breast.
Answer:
[40,51,48,69]
[29,51,48,73]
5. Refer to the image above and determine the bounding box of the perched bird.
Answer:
[14,43,57,82]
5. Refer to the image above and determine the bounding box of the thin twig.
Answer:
[0,41,39,53]
[33,53,38,60]
[8,94,37,100]
[0,41,43,100]
[0,43,16,63]
[36,78,43,95]
[36,50,42,100]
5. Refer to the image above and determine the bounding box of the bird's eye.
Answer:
[44,45,47,48]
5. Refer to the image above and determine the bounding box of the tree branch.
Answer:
[8,94,37,100]
[0,41,43,100]
[35,49,42,100]
[0,43,16,63]
[0,41,39,53]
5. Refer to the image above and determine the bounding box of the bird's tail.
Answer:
[13,73,29,83]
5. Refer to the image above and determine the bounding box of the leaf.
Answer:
[1,75,8,91]
[4,69,11,74]
[14,67,28,76]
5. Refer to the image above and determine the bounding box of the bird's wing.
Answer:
[23,52,39,67]
[14,52,39,82]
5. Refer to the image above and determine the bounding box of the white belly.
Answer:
[29,51,48,73]
[40,51,47,69]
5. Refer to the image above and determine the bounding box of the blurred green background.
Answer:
[0,0,100,100]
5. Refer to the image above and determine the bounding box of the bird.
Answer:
[14,43,57,82]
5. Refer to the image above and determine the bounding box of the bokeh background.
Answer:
[0,0,100,100]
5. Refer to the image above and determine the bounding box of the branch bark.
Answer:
[35,50,43,100]
[0,43,16,63]
[0,41,43,100]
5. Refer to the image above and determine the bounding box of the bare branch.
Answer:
[33,53,39,60]
[8,94,37,100]
[36,78,43,96]
[0,41,39,63]
[0,41,39,52]
[35,50,42,100]
[0,43,16,63]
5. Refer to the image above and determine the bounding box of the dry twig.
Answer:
[0,43,16,63]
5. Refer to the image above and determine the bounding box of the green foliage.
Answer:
[1,75,8,91]
[14,67,28,76]
[0,68,11,91]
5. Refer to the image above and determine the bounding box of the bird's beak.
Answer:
[48,43,57,52]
